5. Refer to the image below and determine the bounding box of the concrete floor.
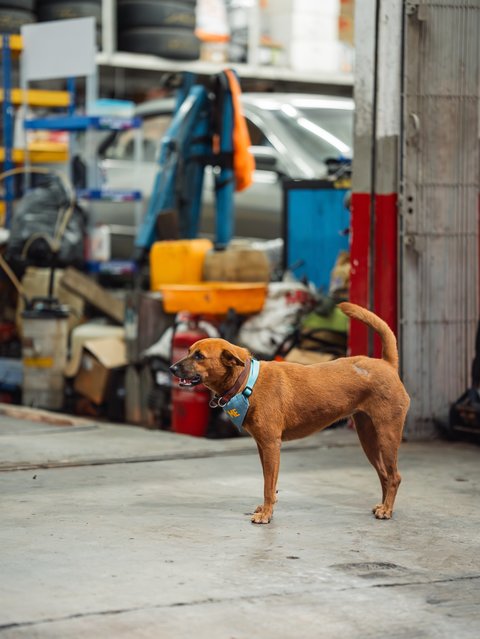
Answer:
[1,410,479,638]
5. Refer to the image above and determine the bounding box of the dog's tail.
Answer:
[338,302,398,370]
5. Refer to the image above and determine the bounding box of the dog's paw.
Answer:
[372,503,383,513]
[253,494,278,515]
[251,510,272,524]
[373,505,392,520]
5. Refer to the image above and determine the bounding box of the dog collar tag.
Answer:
[223,393,250,429]
[222,359,260,430]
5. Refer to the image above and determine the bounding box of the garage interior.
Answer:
[0,1,479,637]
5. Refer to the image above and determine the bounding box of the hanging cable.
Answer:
[0,166,75,297]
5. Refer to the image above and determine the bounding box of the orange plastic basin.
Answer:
[160,282,267,315]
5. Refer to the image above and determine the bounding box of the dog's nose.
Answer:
[170,363,180,376]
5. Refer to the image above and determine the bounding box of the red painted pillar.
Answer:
[373,193,397,357]
[349,192,371,355]
[349,0,401,359]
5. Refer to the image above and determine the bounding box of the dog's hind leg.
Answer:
[353,412,387,508]
[252,439,281,524]
[373,415,404,519]
[353,411,404,519]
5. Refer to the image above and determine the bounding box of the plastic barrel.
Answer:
[22,299,69,410]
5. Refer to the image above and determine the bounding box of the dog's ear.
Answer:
[221,348,245,367]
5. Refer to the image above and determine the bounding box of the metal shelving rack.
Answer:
[23,112,144,254]
[2,34,15,227]
[1,31,144,246]
[24,114,141,131]
[1,35,143,228]
[24,113,143,189]
[97,0,353,88]
[0,34,70,226]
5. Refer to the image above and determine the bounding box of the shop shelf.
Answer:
[86,260,138,275]
[0,88,70,107]
[77,189,142,202]
[24,115,142,131]
[96,51,354,87]
[0,35,22,53]
[0,144,68,164]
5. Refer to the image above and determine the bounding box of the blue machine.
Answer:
[135,72,236,258]
[283,180,350,292]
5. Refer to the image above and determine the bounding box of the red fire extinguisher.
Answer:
[171,315,211,437]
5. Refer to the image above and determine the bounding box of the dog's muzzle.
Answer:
[169,363,202,388]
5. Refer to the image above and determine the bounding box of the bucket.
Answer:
[22,298,69,410]
[150,239,213,289]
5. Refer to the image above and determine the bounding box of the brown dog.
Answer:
[170,302,410,524]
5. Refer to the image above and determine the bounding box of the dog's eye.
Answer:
[193,351,205,360]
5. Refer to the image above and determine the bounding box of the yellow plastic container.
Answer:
[150,239,213,290]
[160,282,267,315]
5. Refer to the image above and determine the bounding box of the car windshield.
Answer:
[273,105,353,167]
[100,98,354,179]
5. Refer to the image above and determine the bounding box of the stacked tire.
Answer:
[36,0,102,47]
[0,0,35,34]
[117,0,200,61]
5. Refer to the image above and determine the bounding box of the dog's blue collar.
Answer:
[212,359,260,430]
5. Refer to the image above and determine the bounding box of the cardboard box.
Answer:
[65,324,125,378]
[74,337,127,405]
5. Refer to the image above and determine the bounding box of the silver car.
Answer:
[95,93,354,256]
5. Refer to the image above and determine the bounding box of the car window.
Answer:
[246,118,272,147]
[102,113,274,161]
[102,115,172,162]
[275,107,353,160]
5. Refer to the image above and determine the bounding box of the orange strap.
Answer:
[224,69,255,192]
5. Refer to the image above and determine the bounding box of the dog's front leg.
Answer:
[252,439,281,524]
[254,443,278,514]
